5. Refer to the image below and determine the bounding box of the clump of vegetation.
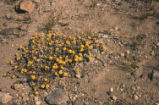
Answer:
[5,32,106,95]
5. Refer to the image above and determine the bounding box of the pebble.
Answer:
[134,95,139,100]
[19,0,35,13]
[109,88,113,92]
[126,50,130,54]
[111,95,117,101]
[120,53,125,57]
[45,88,68,105]
[152,70,159,81]
[0,92,12,104]
[76,74,81,79]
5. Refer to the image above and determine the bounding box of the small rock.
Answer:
[19,0,35,13]
[45,88,68,105]
[13,84,24,90]
[120,53,125,57]
[134,95,139,100]
[109,88,113,92]
[152,70,159,81]
[0,92,12,104]
[157,42,159,47]
[76,74,81,79]
[111,95,117,101]
[126,50,130,54]
[34,96,41,105]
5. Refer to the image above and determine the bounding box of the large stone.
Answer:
[45,88,68,105]
[19,0,35,13]
[0,92,12,104]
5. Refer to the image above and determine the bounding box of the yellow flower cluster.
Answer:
[6,32,107,95]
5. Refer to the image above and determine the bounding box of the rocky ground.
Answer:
[0,0,159,105]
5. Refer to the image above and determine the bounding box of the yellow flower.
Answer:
[11,75,16,79]
[16,56,20,61]
[46,38,50,41]
[68,49,73,53]
[14,65,18,69]
[80,45,84,48]
[36,59,40,62]
[74,55,79,61]
[89,45,93,49]
[55,48,59,51]
[102,45,107,51]
[19,45,23,49]
[24,69,27,73]
[63,47,66,51]
[44,78,48,82]
[10,60,13,65]
[31,75,36,80]
[29,71,33,74]
[44,66,50,70]
[27,61,33,66]
[61,61,66,65]
[66,40,70,45]
[95,40,98,43]
[54,72,59,76]
[72,50,75,54]
[31,45,35,49]
[68,59,72,63]
[46,84,50,88]
[48,33,52,38]
[60,65,64,69]
[33,57,37,60]
[49,56,53,60]
[79,53,82,56]
[49,42,53,46]
[41,84,45,89]
[59,70,63,75]
[58,44,62,47]
[59,56,62,59]
[86,41,91,46]
[80,48,84,52]
[78,35,81,39]
[55,40,59,43]
[78,57,83,61]
[63,72,68,76]
[88,36,91,39]
[52,63,58,69]
[34,91,39,95]
[21,68,27,73]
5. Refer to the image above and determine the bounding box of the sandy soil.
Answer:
[0,0,159,105]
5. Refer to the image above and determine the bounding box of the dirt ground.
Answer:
[0,0,159,105]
